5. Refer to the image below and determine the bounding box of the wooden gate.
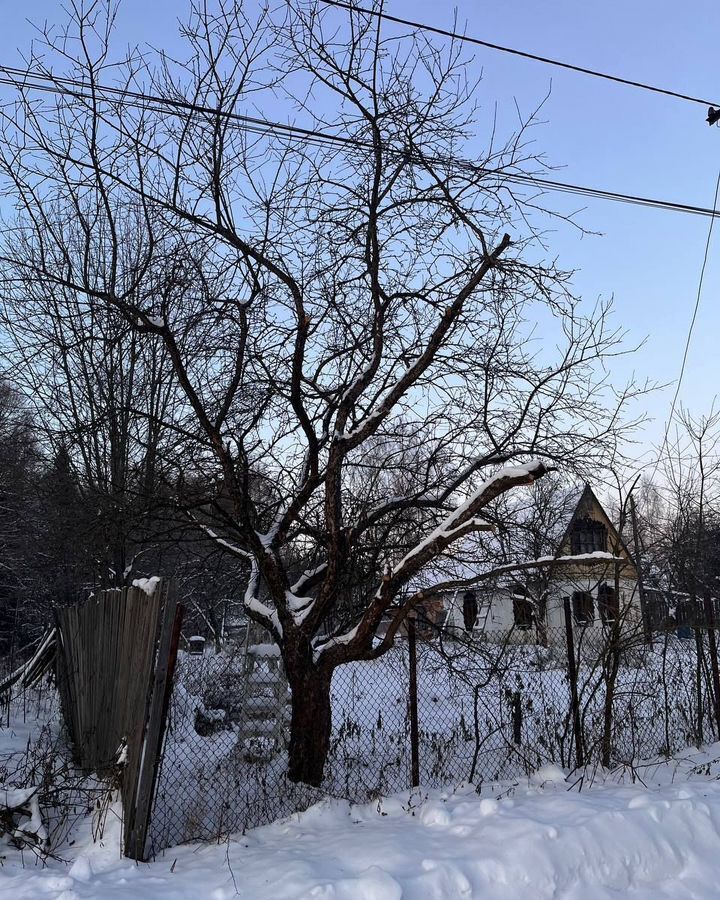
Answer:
[55,578,182,859]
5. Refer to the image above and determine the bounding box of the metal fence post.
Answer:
[511,691,522,746]
[563,596,584,768]
[703,591,720,738]
[407,613,420,788]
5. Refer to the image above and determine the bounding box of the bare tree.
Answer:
[0,215,179,587]
[0,383,36,645]
[0,0,646,784]
[658,407,720,609]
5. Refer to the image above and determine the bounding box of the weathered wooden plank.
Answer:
[97,591,120,767]
[54,578,170,860]
[121,584,165,853]
[67,604,87,764]
[126,580,178,859]
[54,608,81,760]
[110,590,127,761]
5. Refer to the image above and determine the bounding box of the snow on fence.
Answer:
[54,579,183,860]
[144,613,720,854]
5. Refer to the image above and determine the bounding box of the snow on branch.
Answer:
[313,623,359,663]
[187,515,253,560]
[435,551,627,592]
[391,462,546,580]
[245,596,282,637]
[285,590,315,626]
[243,561,282,638]
[290,563,328,595]
[315,462,548,665]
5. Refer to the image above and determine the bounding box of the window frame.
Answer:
[570,516,608,556]
[598,582,619,625]
[572,590,594,626]
[512,594,534,630]
[462,590,478,632]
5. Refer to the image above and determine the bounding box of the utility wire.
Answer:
[2,26,717,492]
[313,4,720,484]
[0,65,329,146]
[320,0,720,112]
[648,166,720,484]
[0,63,718,221]
[3,16,716,507]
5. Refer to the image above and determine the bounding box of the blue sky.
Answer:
[2,0,719,465]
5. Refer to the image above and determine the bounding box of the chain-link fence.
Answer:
[145,612,720,855]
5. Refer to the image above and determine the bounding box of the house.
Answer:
[443,484,643,643]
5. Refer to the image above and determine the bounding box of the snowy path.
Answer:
[5,749,720,898]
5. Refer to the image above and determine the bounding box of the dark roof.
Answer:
[555,483,635,565]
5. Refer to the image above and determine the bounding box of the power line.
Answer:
[3,27,716,507]
[0,64,332,147]
[0,62,718,222]
[647,166,720,484]
[320,0,720,114]
[315,2,720,486]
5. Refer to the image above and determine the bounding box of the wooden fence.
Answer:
[55,578,182,860]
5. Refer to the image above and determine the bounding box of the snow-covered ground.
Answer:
[5,745,720,897]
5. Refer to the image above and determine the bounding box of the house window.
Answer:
[598,583,619,624]
[572,591,594,625]
[570,516,608,555]
[513,594,534,630]
[462,591,478,632]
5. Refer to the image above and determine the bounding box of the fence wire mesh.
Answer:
[146,618,720,855]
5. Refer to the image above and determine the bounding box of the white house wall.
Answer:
[545,576,640,631]
[445,575,641,641]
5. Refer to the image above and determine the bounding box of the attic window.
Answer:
[572,591,594,625]
[570,516,607,555]
[598,583,619,624]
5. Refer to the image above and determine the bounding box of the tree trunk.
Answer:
[536,594,549,647]
[601,627,621,768]
[287,664,333,787]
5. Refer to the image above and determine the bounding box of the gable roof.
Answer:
[555,483,636,569]
[422,480,638,595]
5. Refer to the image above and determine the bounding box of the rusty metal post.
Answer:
[407,612,420,788]
[511,691,522,746]
[703,591,720,738]
[563,596,584,768]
